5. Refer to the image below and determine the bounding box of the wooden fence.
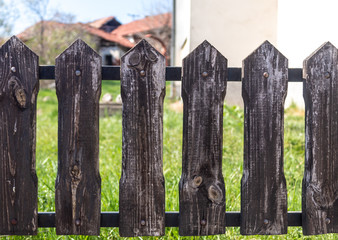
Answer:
[0,36,337,237]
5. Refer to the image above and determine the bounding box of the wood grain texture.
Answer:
[119,39,166,237]
[241,41,288,235]
[303,42,338,235]
[179,40,227,236]
[0,36,39,235]
[55,39,101,235]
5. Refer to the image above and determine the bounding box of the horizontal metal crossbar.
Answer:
[38,212,302,228]
[38,66,304,82]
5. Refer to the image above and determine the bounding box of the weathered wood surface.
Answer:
[55,39,101,235]
[0,36,39,235]
[303,42,338,235]
[119,39,166,237]
[179,41,227,236]
[241,41,288,235]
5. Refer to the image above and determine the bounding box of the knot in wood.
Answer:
[14,88,27,109]
[193,176,203,187]
[207,185,222,203]
[8,76,27,109]
[71,165,80,179]
[129,52,141,66]
[145,48,158,62]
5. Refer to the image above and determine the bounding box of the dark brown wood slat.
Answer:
[55,39,101,235]
[303,42,338,235]
[119,39,166,237]
[179,40,227,236]
[0,36,39,235]
[241,41,288,235]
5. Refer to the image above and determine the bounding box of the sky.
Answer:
[4,0,172,35]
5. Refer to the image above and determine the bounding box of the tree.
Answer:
[0,0,12,42]
[19,0,98,65]
[21,0,50,59]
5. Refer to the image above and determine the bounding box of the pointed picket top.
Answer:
[121,39,165,77]
[56,38,100,59]
[303,42,338,80]
[121,39,164,62]
[244,40,287,65]
[183,40,218,61]
[55,39,101,94]
[1,35,38,58]
[304,41,337,63]
[182,40,227,96]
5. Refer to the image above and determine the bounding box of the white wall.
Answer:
[99,46,125,65]
[175,0,278,106]
[278,0,338,109]
[174,0,191,66]
[189,0,278,67]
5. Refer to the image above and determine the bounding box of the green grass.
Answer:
[6,82,337,239]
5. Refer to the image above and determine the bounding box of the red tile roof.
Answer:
[89,16,116,29]
[79,23,134,48]
[112,13,171,36]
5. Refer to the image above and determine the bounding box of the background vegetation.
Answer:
[6,82,335,239]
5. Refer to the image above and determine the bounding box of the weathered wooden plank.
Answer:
[241,41,288,235]
[303,42,338,235]
[55,39,101,235]
[119,39,166,237]
[179,40,227,236]
[0,36,39,235]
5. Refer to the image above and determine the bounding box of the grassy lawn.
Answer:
[9,81,336,239]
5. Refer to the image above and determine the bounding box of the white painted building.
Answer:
[174,0,338,108]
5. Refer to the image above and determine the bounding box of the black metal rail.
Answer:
[39,66,304,82]
[38,212,302,228]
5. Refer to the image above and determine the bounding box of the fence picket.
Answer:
[0,36,39,235]
[241,41,288,235]
[55,39,101,235]
[303,42,338,235]
[119,39,166,237]
[179,41,227,236]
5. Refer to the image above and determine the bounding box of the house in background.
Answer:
[17,13,171,66]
